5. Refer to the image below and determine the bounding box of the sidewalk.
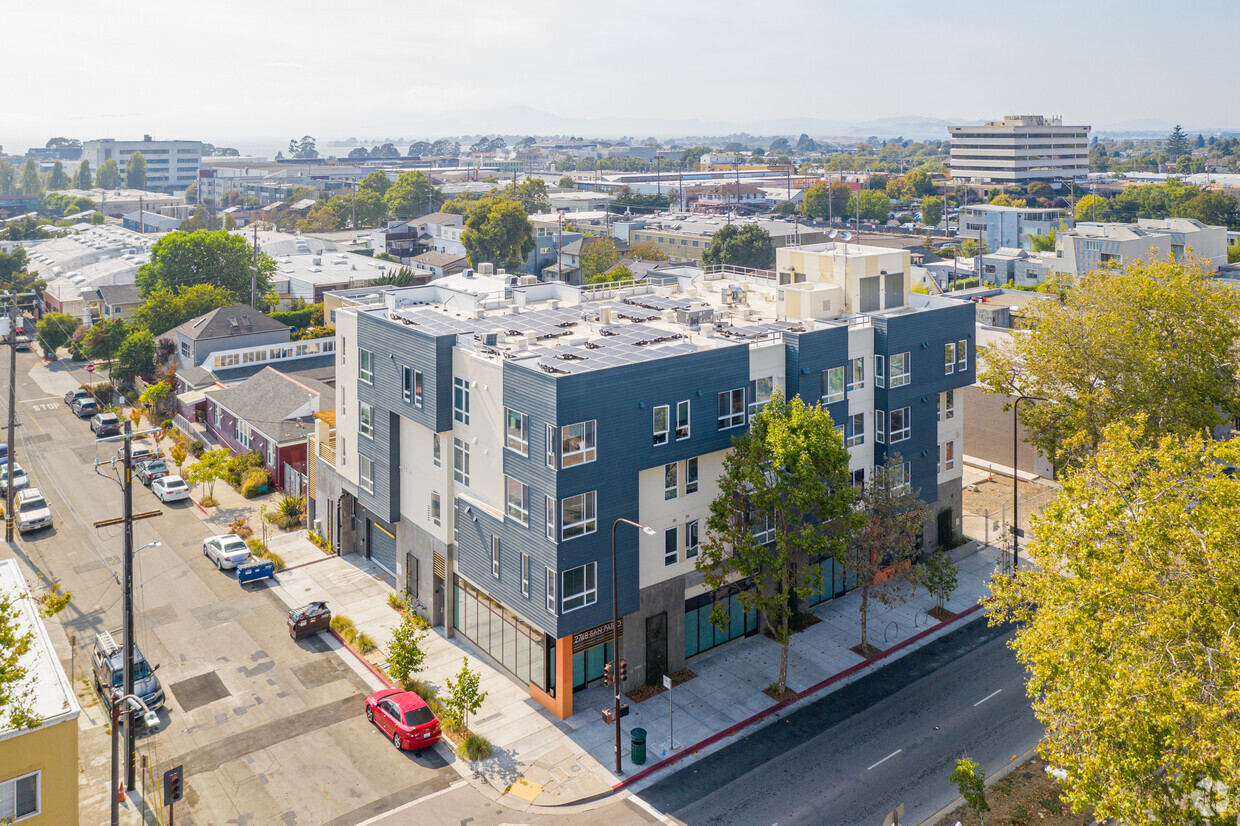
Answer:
[217,529,1010,810]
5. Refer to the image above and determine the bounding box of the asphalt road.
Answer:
[639,617,1043,826]
[1,350,661,826]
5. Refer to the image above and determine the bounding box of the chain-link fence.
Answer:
[963,482,1059,566]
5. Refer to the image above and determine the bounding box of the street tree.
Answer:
[843,454,929,652]
[500,178,550,213]
[846,189,891,222]
[1165,124,1191,158]
[383,170,439,220]
[386,614,429,685]
[0,161,15,195]
[442,657,488,730]
[629,240,667,261]
[460,196,534,271]
[702,224,775,269]
[358,170,391,197]
[327,190,386,228]
[96,158,121,189]
[920,196,943,227]
[112,329,155,381]
[125,152,148,189]
[579,238,621,282]
[46,161,71,191]
[82,318,128,361]
[1073,193,1108,222]
[36,312,81,354]
[132,283,234,336]
[0,590,39,731]
[989,421,1240,823]
[186,449,231,500]
[799,182,832,220]
[920,549,959,615]
[904,169,933,196]
[697,391,860,695]
[979,254,1240,469]
[19,159,42,197]
[136,230,275,301]
[950,758,990,825]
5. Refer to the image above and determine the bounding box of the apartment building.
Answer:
[314,245,973,718]
[957,204,1071,252]
[949,115,1090,183]
[1054,217,1228,274]
[628,216,830,265]
[81,137,203,192]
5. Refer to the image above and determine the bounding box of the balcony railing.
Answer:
[318,439,337,466]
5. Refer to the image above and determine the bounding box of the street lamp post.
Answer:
[111,693,158,826]
[1011,394,1047,572]
[610,517,654,775]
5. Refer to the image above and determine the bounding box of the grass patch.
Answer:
[458,732,493,761]
[330,614,375,653]
[354,632,377,654]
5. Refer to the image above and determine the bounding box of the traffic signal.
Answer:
[618,659,628,682]
[163,765,184,803]
[603,662,613,686]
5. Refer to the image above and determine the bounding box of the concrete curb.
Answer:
[918,743,1042,826]
[614,601,987,791]
[328,628,395,689]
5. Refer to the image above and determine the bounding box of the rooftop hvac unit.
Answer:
[547,299,559,309]
[519,275,539,286]
[477,263,495,275]
[599,306,612,325]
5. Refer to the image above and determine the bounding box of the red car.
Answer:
[365,689,442,750]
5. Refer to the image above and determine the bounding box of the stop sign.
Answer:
[87,363,96,373]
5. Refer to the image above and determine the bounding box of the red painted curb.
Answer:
[329,628,395,689]
[613,602,986,789]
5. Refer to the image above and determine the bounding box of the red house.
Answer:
[203,367,334,494]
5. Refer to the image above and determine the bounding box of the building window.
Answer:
[875,354,886,388]
[685,520,699,558]
[491,535,501,579]
[653,404,670,446]
[453,377,469,424]
[359,348,373,383]
[821,366,845,404]
[889,407,911,442]
[560,420,596,467]
[718,388,746,429]
[892,461,912,494]
[545,495,555,540]
[876,409,886,444]
[847,356,865,391]
[676,400,691,440]
[266,440,276,466]
[236,420,252,448]
[957,339,968,371]
[941,390,955,421]
[402,366,412,402]
[889,352,911,387]
[340,436,346,467]
[685,456,699,494]
[505,476,529,525]
[546,567,556,614]
[750,377,773,415]
[561,562,597,612]
[414,370,423,407]
[545,423,556,468]
[505,408,529,455]
[521,553,530,598]
[359,455,374,494]
[942,440,956,472]
[846,412,865,447]
[664,527,678,566]
[453,437,470,486]
[664,462,678,500]
[358,402,373,438]
[0,770,39,821]
[432,433,441,467]
[944,342,956,375]
[213,404,222,427]
[561,491,597,540]
[852,467,866,489]
[430,492,441,526]
[751,511,775,544]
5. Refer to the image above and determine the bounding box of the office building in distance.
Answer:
[949,115,1090,184]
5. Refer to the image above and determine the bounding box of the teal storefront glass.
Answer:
[571,640,614,691]
[453,578,550,691]
[684,582,759,659]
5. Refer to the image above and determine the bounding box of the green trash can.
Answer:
[630,727,647,765]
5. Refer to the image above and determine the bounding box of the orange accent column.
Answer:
[529,634,575,719]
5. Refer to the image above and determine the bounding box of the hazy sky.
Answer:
[4,0,1235,152]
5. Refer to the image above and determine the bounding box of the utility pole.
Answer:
[4,297,17,542]
[121,419,136,792]
[251,222,259,309]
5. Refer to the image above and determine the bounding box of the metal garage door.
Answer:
[369,521,397,576]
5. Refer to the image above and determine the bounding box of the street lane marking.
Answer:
[867,749,902,770]
[974,689,1003,707]
[352,779,467,826]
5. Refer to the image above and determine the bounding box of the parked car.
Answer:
[15,488,52,533]
[0,463,30,493]
[203,534,251,570]
[71,396,98,417]
[151,475,189,503]
[64,388,91,406]
[92,629,164,716]
[91,412,121,436]
[118,441,157,463]
[364,689,442,750]
[137,459,170,486]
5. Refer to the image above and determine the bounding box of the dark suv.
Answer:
[92,630,165,718]
[91,412,121,436]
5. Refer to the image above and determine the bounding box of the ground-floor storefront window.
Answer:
[453,577,550,690]
[685,581,759,659]
[571,641,614,691]
[805,554,856,607]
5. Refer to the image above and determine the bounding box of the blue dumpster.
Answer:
[237,558,274,585]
